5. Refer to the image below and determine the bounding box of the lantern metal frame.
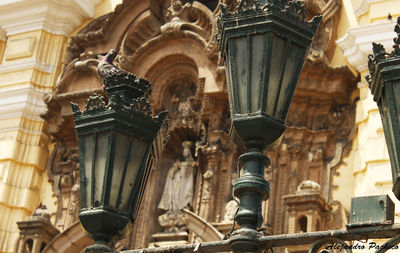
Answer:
[366,17,400,199]
[217,0,321,147]
[215,1,321,251]
[72,65,166,251]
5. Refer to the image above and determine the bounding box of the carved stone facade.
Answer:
[31,0,358,251]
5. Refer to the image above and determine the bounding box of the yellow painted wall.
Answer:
[333,0,400,216]
[0,29,68,252]
[0,0,120,251]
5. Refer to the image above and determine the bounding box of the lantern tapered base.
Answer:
[231,114,285,148]
[231,146,270,253]
[79,208,129,247]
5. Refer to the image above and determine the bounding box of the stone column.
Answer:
[198,145,222,221]
[0,1,101,251]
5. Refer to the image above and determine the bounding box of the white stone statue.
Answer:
[158,141,196,231]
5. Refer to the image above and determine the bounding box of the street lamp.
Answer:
[217,0,321,252]
[366,17,400,199]
[71,53,167,252]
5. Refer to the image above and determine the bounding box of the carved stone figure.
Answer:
[158,141,196,231]
[296,180,322,194]
[164,0,192,23]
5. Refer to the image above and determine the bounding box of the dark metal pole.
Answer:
[230,141,270,253]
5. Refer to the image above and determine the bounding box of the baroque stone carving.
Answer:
[304,0,341,62]
[296,180,322,194]
[163,0,192,23]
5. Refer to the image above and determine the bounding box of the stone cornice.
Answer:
[0,58,54,74]
[0,0,100,36]
[336,21,397,72]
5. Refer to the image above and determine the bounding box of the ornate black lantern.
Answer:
[367,17,400,199]
[217,0,321,147]
[71,55,166,251]
[217,1,320,252]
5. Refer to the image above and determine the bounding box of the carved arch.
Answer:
[42,221,92,253]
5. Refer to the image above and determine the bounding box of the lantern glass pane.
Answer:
[385,81,400,180]
[393,81,400,126]
[82,134,94,208]
[233,36,249,114]
[275,43,305,120]
[266,35,286,116]
[119,137,148,211]
[93,132,109,207]
[109,132,131,208]
[250,34,265,113]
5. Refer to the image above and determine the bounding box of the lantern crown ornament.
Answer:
[217,0,321,149]
[71,50,167,251]
[366,17,400,199]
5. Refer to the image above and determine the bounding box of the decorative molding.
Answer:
[5,37,35,60]
[0,27,6,41]
[0,0,99,36]
[336,21,397,72]
[0,87,47,122]
[353,0,380,18]
[0,58,54,74]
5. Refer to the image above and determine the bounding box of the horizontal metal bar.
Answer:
[119,240,231,253]
[119,224,400,253]
[259,224,400,248]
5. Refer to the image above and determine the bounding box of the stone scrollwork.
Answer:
[327,104,355,141]
[304,0,342,62]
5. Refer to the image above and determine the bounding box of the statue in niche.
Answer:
[158,141,196,232]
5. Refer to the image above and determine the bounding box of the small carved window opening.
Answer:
[23,239,33,253]
[40,242,47,252]
[297,216,308,233]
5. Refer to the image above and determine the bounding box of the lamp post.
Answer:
[366,17,400,199]
[216,0,320,252]
[71,54,167,252]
